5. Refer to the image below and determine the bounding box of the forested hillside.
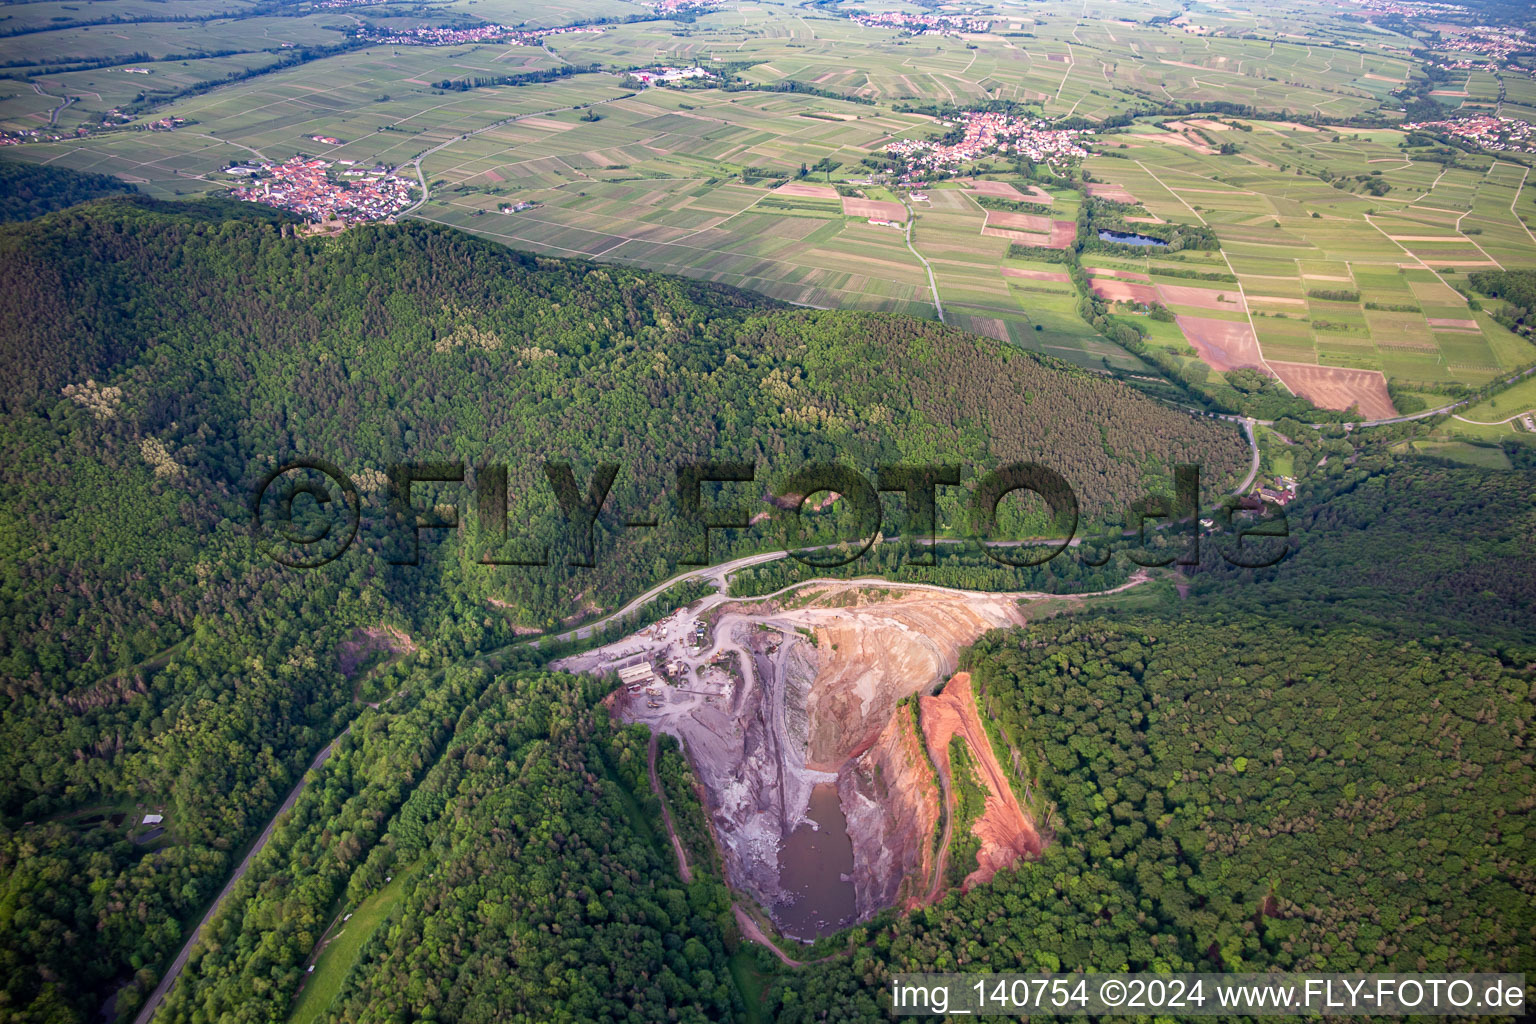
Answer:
[1186,447,1536,647]
[0,198,1246,1024]
[147,668,738,1024]
[0,160,136,224]
[768,618,1535,1020]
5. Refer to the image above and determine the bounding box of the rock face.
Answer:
[802,594,1015,771]
[682,632,837,913]
[837,702,941,918]
[584,581,1043,933]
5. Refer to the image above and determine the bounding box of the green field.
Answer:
[1085,123,1536,398]
[1457,374,1536,424]
[287,863,414,1024]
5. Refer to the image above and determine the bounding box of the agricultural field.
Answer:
[2,0,1534,406]
[1080,119,1536,412]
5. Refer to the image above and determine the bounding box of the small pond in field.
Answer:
[1098,229,1168,247]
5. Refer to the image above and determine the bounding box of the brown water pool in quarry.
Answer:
[776,783,858,939]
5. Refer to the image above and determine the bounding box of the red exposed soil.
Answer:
[1268,361,1397,419]
[986,209,1054,232]
[964,179,1054,204]
[773,181,839,199]
[1090,277,1160,305]
[920,673,1041,891]
[984,212,1074,247]
[1176,315,1266,371]
[733,906,805,966]
[1085,182,1138,203]
[1156,282,1244,312]
[1003,267,1070,282]
[850,702,942,912]
[982,226,1052,245]
[964,179,1024,199]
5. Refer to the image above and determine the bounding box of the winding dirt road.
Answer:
[647,734,693,884]
[921,754,954,906]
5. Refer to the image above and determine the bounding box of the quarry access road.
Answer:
[538,549,789,645]
[647,734,693,884]
[922,756,954,906]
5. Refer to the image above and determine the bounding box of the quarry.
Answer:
[553,578,1088,938]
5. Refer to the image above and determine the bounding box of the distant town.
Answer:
[1,114,188,146]
[849,11,993,36]
[1426,24,1533,75]
[642,0,724,16]
[887,111,1089,175]
[1406,114,1536,153]
[227,157,417,223]
[1351,0,1466,18]
[356,23,605,47]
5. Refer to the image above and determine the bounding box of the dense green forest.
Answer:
[1185,446,1536,646]
[0,159,137,223]
[1,197,1530,1024]
[148,668,739,1024]
[752,444,1536,1018]
[320,684,738,1024]
[0,197,1248,1024]
[1469,268,1536,335]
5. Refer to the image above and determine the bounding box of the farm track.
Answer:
[25,82,74,126]
[901,196,944,322]
[1453,408,1535,425]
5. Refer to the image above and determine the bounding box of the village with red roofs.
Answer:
[358,23,605,47]
[886,111,1089,176]
[1405,114,1536,153]
[848,10,993,35]
[228,157,417,224]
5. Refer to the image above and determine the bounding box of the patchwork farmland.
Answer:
[2,0,1533,407]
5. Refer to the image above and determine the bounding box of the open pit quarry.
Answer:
[554,576,1113,938]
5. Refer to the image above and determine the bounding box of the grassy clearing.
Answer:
[728,949,774,1024]
[1409,441,1515,469]
[288,865,417,1024]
